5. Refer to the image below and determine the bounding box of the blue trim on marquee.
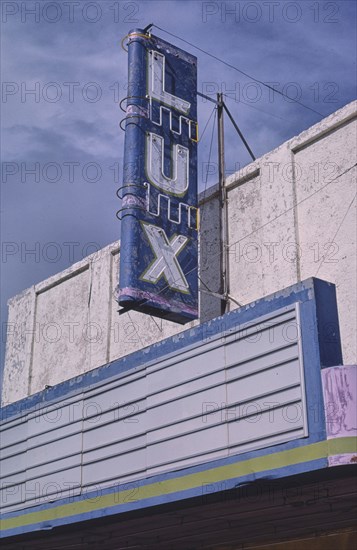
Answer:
[1,435,328,522]
[1,457,327,539]
[313,280,343,367]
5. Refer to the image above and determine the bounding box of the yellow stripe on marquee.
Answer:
[1,437,356,532]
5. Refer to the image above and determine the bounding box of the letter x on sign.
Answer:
[141,222,189,293]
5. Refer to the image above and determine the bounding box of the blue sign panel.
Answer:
[118,29,198,324]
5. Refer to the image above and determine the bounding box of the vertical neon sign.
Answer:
[118,29,198,324]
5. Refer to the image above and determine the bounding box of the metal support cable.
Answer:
[152,24,324,118]
[223,101,256,161]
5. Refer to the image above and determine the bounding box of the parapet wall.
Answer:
[2,100,356,405]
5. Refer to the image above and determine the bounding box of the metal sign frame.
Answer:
[118,29,198,324]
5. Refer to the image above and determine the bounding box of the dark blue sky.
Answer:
[1,0,356,380]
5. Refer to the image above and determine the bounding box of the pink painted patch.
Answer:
[322,365,357,439]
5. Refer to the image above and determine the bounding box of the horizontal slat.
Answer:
[148,345,226,395]
[82,406,146,450]
[1,451,26,477]
[147,424,227,468]
[148,368,225,407]
[225,322,296,367]
[0,420,27,449]
[146,447,228,476]
[26,433,82,470]
[82,448,146,486]
[83,434,146,464]
[0,304,309,514]
[24,467,81,504]
[25,454,81,480]
[27,398,84,437]
[228,427,307,459]
[228,403,305,448]
[226,360,301,405]
[83,378,147,417]
[0,480,25,509]
[0,439,26,460]
[26,417,83,450]
[147,382,226,432]
[225,343,298,377]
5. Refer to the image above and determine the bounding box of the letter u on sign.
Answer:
[146,132,189,196]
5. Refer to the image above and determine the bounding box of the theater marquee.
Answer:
[118,28,198,324]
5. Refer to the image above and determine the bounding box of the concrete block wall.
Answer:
[2,100,356,405]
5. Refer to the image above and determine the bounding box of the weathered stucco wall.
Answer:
[2,244,195,403]
[222,101,356,367]
[2,100,356,405]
